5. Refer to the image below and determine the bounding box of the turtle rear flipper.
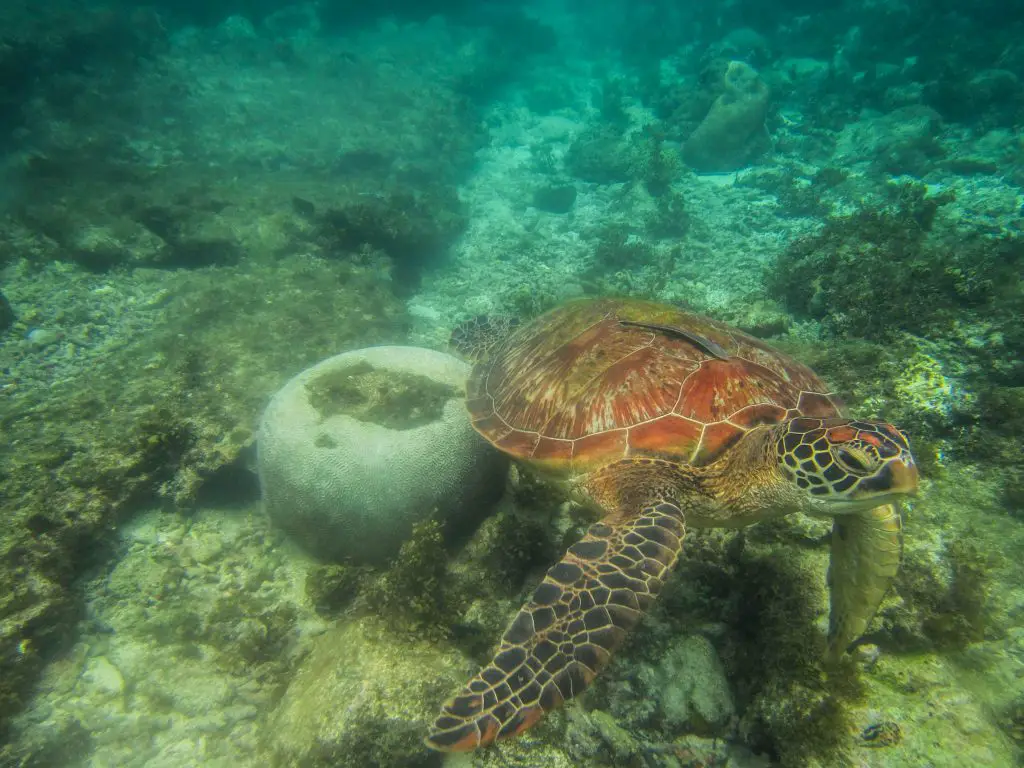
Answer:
[450,315,519,362]
[826,502,903,662]
[425,499,686,752]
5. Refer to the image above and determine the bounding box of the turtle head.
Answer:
[774,417,918,513]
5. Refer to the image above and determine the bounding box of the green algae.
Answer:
[316,185,468,294]
[487,511,559,588]
[366,519,455,641]
[565,124,638,184]
[306,564,366,616]
[767,186,1020,336]
[637,123,681,198]
[719,538,864,766]
[907,538,997,652]
[306,362,459,430]
[533,183,578,214]
[1002,695,1024,747]
[506,282,561,319]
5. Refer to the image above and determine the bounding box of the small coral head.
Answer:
[775,417,918,511]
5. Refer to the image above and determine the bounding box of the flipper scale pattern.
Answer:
[425,500,686,752]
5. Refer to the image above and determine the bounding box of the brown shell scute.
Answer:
[467,298,840,469]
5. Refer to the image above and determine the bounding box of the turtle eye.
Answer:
[836,448,870,474]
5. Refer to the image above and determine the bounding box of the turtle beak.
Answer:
[851,456,919,500]
[888,457,919,497]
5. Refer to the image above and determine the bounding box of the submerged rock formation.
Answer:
[683,60,770,172]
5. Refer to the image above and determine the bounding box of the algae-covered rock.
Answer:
[566,124,638,183]
[848,650,1021,767]
[306,564,365,616]
[683,60,770,172]
[834,105,945,175]
[646,635,735,735]
[533,183,578,214]
[263,620,462,768]
[366,519,454,640]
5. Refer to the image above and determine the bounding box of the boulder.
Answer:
[683,60,770,173]
[262,620,465,767]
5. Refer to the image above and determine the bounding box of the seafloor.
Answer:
[1,1,1023,767]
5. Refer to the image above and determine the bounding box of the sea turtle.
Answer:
[426,297,918,752]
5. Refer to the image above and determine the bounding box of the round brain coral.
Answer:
[258,346,508,565]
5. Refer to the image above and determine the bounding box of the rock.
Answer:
[733,299,792,338]
[82,655,126,698]
[68,225,132,271]
[0,291,14,333]
[834,105,944,175]
[26,328,59,348]
[716,27,771,64]
[967,69,1021,111]
[778,57,831,89]
[566,125,637,184]
[584,709,639,762]
[258,346,507,565]
[684,61,770,173]
[533,184,577,213]
[646,635,735,734]
[262,620,464,767]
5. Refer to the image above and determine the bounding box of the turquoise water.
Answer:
[0,1,1022,766]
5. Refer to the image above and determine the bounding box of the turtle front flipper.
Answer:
[425,500,686,752]
[826,502,903,662]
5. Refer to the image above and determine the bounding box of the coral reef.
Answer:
[0,2,164,141]
[769,190,1023,358]
[0,255,407,741]
[3,0,1024,765]
[0,290,13,331]
[833,105,946,175]
[639,635,735,735]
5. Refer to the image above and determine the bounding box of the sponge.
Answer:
[258,346,507,565]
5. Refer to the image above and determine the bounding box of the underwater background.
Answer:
[1,0,1023,765]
